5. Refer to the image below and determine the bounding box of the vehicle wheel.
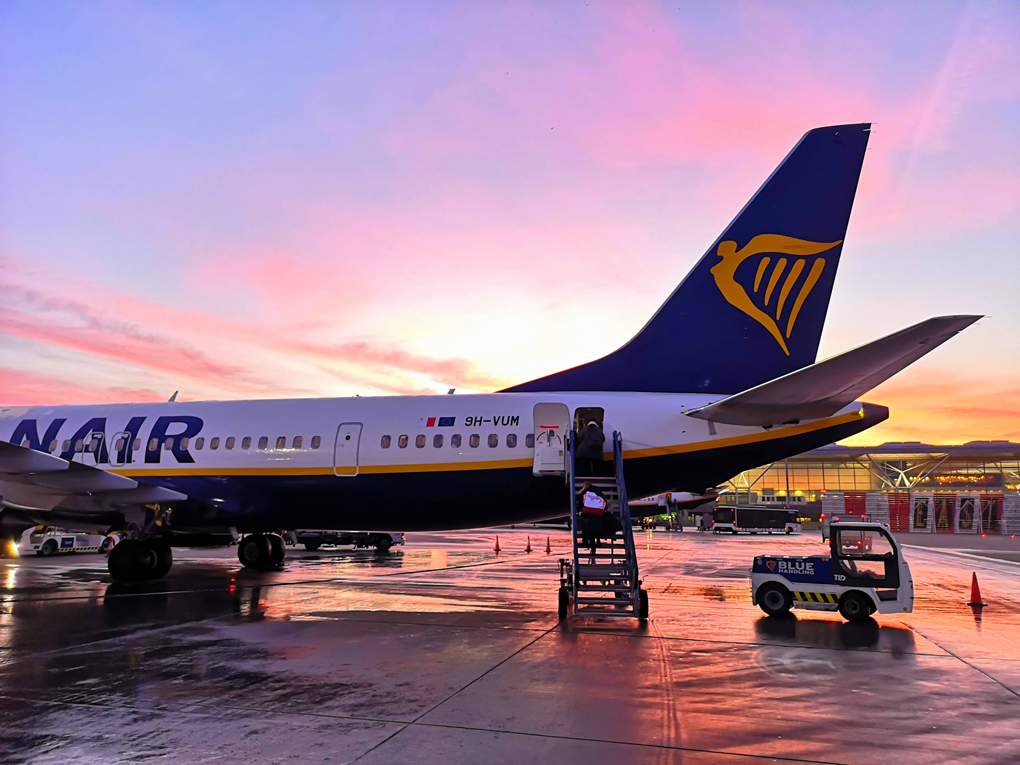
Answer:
[101,537,115,553]
[374,536,393,553]
[148,541,173,579]
[267,534,285,566]
[838,591,873,622]
[786,529,792,535]
[238,534,272,568]
[756,582,793,616]
[558,586,569,620]
[39,539,58,557]
[108,539,157,582]
[304,541,321,552]
[638,588,649,620]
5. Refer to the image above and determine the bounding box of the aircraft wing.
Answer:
[0,440,187,511]
[685,315,981,427]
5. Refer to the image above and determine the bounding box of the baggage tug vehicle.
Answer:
[751,522,913,622]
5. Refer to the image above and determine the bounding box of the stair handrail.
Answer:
[613,431,640,611]
[567,429,579,603]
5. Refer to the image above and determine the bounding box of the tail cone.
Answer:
[968,572,986,607]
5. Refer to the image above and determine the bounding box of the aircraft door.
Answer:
[333,423,363,476]
[532,403,569,476]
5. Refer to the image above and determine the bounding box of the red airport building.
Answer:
[720,441,1020,535]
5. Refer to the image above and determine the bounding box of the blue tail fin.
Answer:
[504,123,871,394]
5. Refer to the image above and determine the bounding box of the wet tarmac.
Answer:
[2,528,1019,764]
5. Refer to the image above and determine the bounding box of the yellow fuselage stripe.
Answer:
[110,410,862,478]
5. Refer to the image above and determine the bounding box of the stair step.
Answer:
[576,585,633,593]
[575,596,634,606]
[572,607,636,617]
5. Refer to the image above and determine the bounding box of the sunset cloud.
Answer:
[2,2,1017,446]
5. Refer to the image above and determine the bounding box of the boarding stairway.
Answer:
[559,430,647,620]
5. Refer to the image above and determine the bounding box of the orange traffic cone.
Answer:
[545,537,551,554]
[494,535,501,554]
[525,536,532,553]
[968,572,986,607]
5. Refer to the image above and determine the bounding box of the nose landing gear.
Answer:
[108,538,173,582]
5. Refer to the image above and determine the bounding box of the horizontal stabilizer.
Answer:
[686,315,981,427]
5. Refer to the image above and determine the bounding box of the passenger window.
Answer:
[148,438,158,452]
[433,434,443,448]
[133,438,141,452]
[62,440,71,453]
[507,434,517,448]
[398,435,409,448]
[194,437,204,450]
[525,433,535,448]
[488,434,498,448]
[180,437,190,449]
[74,440,84,453]
[210,437,220,450]
[381,435,391,448]
[451,434,462,448]
[276,436,286,450]
[164,438,174,451]
[226,437,235,450]
[311,435,321,449]
[49,440,58,453]
[469,434,480,448]
[415,434,426,448]
[115,437,126,452]
[258,436,268,451]
[293,436,302,449]
[242,437,252,450]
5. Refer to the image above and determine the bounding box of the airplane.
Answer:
[0,123,979,581]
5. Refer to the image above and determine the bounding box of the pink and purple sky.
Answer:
[2,2,1018,445]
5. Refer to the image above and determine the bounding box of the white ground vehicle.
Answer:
[750,522,913,622]
[19,526,118,556]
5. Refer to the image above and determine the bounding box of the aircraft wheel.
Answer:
[558,586,569,620]
[238,534,272,569]
[148,541,173,579]
[303,541,321,552]
[638,588,649,620]
[756,583,793,616]
[838,591,873,623]
[108,539,157,582]
[101,537,115,553]
[267,534,285,566]
[39,539,58,557]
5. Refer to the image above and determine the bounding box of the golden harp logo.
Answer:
[710,234,842,356]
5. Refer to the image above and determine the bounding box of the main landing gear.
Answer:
[108,538,173,583]
[237,533,286,570]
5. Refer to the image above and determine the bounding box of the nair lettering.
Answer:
[9,416,204,465]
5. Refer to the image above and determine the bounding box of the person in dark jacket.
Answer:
[576,420,606,476]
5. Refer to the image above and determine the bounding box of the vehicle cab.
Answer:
[750,522,913,622]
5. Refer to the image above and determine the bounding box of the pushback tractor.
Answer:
[751,522,913,622]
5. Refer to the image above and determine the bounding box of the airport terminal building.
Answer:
[720,441,1020,535]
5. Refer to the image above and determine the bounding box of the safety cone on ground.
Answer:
[494,535,500,554]
[525,536,532,553]
[968,572,986,607]
[545,537,551,554]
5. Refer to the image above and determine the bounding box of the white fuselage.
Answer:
[0,392,872,531]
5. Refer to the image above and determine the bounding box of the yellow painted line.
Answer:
[110,411,861,478]
[621,410,864,459]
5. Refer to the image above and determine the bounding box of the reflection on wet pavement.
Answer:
[2,529,1019,763]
